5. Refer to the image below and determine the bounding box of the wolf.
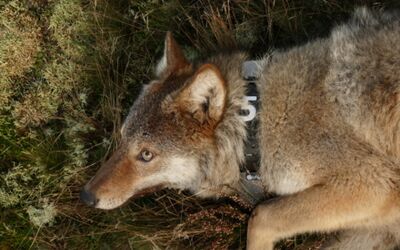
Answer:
[81,7,400,249]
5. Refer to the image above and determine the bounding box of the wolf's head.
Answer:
[81,33,248,209]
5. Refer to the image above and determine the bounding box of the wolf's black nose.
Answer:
[80,189,97,207]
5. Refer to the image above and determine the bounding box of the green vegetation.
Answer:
[1,0,399,249]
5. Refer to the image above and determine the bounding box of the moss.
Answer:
[44,59,84,92]
[0,1,41,107]
[0,1,41,77]
[0,188,20,208]
[49,0,93,60]
[12,84,60,128]
[1,0,96,246]
[8,0,94,130]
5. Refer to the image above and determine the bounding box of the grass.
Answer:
[1,0,400,249]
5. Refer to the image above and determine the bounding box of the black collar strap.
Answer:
[240,61,262,179]
[234,60,265,204]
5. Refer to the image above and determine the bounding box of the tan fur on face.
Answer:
[85,49,250,207]
[85,143,201,209]
[84,148,140,209]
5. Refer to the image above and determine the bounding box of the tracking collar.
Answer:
[241,61,261,174]
[237,61,265,204]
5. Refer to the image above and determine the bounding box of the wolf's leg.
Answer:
[246,184,398,250]
[324,228,399,250]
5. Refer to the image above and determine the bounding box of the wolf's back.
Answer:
[326,7,400,158]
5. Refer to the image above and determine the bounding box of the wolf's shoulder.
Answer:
[330,7,400,60]
[325,7,400,101]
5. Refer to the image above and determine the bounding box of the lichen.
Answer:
[27,200,57,228]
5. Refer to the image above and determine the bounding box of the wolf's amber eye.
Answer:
[140,150,153,162]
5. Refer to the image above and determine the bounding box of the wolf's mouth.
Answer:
[131,184,165,199]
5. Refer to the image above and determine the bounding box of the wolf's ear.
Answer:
[176,64,226,125]
[156,32,189,77]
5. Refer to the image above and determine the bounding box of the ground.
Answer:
[1,0,400,249]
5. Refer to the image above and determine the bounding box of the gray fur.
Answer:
[83,7,400,249]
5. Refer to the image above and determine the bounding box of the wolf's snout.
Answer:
[80,188,97,207]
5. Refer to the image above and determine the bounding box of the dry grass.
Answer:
[1,0,400,249]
